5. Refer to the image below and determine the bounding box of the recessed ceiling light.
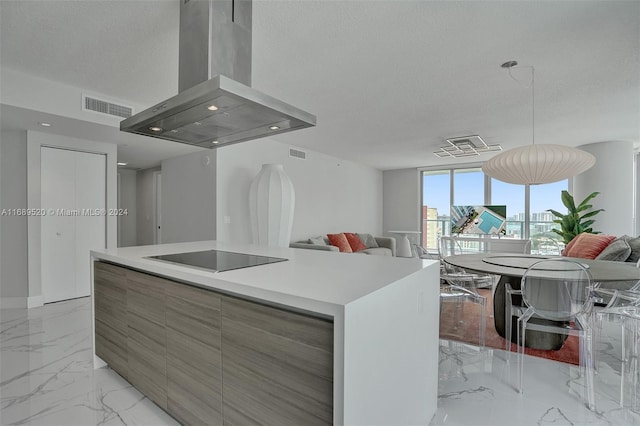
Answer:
[39,122,52,127]
[211,140,219,145]
[269,125,280,130]
[149,126,162,132]
[117,162,128,166]
[207,104,219,111]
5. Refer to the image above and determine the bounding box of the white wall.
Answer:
[382,169,421,242]
[574,141,634,236]
[1,67,147,128]
[216,139,383,243]
[118,169,137,247]
[161,150,216,244]
[136,167,160,246]
[0,130,29,306]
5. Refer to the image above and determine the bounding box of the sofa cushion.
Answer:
[357,233,379,248]
[327,233,353,253]
[563,233,616,259]
[625,236,640,264]
[308,236,328,245]
[357,247,393,256]
[596,236,632,261]
[344,232,367,252]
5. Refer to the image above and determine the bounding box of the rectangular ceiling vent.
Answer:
[289,148,307,160]
[82,95,133,118]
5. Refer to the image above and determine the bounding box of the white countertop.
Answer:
[91,240,436,317]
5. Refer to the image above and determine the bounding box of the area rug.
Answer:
[439,289,580,365]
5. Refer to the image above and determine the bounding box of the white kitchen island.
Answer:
[91,240,440,425]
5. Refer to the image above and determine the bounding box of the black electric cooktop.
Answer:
[147,249,288,273]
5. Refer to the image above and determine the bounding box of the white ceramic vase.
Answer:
[248,164,295,247]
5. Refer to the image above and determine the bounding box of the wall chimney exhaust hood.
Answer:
[120,0,316,148]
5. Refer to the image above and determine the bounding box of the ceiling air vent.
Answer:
[83,95,133,118]
[289,148,307,160]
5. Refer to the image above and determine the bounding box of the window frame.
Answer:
[419,163,571,248]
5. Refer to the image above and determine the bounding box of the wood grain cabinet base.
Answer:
[94,262,128,379]
[93,261,333,426]
[221,296,333,425]
[165,280,223,425]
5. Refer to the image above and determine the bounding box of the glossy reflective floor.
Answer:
[1,297,638,425]
[0,298,177,426]
[433,340,639,425]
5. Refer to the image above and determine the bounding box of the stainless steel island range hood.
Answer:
[121,0,316,148]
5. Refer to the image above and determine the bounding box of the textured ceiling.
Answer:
[1,0,639,170]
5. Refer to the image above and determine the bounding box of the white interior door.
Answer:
[74,151,106,298]
[41,148,77,303]
[41,147,106,304]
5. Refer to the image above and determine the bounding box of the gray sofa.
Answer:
[290,235,396,256]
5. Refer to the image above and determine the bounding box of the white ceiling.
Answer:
[1,0,638,170]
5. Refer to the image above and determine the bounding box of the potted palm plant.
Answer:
[547,190,604,244]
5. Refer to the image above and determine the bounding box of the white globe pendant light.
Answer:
[482,62,595,185]
[482,143,595,185]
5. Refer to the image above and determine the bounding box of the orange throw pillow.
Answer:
[563,233,616,259]
[344,232,367,252]
[327,233,353,253]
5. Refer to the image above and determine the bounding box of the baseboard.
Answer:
[27,295,44,308]
[0,297,27,309]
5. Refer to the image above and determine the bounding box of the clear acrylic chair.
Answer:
[506,258,596,410]
[437,236,497,348]
[592,258,640,306]
[413,242,487,347]
[595,289,640,413]
[439,236,496,292]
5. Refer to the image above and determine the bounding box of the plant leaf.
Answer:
[576,203,592,212]
[580,209,605,220]
[561,190,576,211]
[577,192,600,210]
[547,209,565,218]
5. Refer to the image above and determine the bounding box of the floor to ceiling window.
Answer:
[421,166,568,253]
[491,178,525,239]
[421,171,451,250]
[530,180,568,253]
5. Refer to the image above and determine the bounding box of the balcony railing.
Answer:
[421,219,564,255]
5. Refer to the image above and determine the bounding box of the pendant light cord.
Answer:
[531,66,535,145]
[507,64,536,146]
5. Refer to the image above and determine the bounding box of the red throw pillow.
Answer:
[327,233,353,253]
[563,233,616,259]
[344,232,367,252]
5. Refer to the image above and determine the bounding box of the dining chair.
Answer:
[592,258,640,307]
[505,258,596,410]
[413,242,485,346]
[595,289,640,413]
[439,236,497,290]
[437,237,498,348]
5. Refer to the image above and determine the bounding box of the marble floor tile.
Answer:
[1,298,177,426]
[432,337,640,426]
[1,297,638,425]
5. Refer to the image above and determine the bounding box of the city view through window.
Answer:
[422,169,568,254]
